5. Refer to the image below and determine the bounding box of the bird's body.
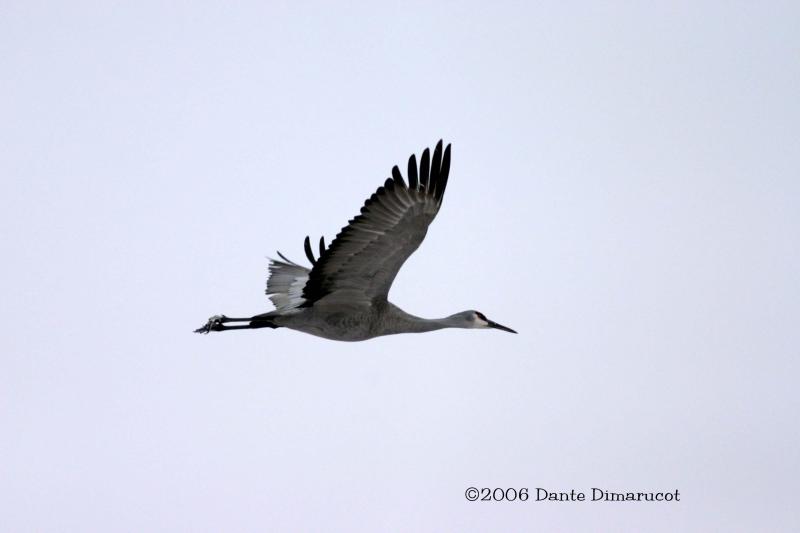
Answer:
[252,302,460,342]
[195,140,516,340]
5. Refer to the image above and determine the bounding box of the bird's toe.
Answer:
[194,315,226,334]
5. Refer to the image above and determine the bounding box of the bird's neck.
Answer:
[381,304,462,335]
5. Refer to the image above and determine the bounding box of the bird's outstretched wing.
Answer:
[301,140,451,306]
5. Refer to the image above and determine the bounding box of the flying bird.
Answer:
[194,140,516,341]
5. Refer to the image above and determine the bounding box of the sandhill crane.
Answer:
[194,140,516,341]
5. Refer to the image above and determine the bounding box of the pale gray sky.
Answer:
[2,1,799,531]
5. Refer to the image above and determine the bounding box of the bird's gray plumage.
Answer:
[194,140,516,340]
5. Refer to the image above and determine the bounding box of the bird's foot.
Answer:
[194,315,227,334]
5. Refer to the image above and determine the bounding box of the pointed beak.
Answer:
[488,320,517,334]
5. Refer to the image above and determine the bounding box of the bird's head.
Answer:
[449,310,517,333]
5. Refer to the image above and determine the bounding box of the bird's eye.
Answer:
[475,312,486,321]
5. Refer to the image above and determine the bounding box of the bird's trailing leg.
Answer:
[194,315,250,334]
[194,314,277,334]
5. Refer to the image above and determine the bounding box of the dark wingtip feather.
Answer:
[430,141,443,197]
[319,236,325,258]
[407,154,418,190]
[304,236,316,265]
[436,143,451,202]
[391,165,406,188]
[420,148,430,192]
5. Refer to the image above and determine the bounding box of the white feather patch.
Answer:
[266,258,309,311]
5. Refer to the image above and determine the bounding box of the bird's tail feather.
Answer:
[266,257,310,311]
